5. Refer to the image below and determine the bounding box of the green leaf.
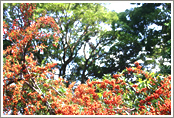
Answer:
[142,82,145,88]
[41,57,47,66]
[129,81,133,86]
[117,93,121,96]
[103,76,107,80]
[79,106,84,113]
[58,87,66,93]
[97,93,102,99]
[45,79,50,83]
[157,76,162,83]
[138,78,143,83]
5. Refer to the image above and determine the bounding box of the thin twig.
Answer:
[50,86,63,96]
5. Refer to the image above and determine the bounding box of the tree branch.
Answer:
[72,25,89,50]
[50,86,63,96]
[83,43,87,60]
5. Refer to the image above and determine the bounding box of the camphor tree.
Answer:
[29,3,119,84]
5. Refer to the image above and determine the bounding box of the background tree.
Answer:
[32,3,118,84]
[90,3,171,80]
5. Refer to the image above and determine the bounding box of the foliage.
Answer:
[32,3,118,84]
[96,3,171,77]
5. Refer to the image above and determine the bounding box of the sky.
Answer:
[104,2,140,13]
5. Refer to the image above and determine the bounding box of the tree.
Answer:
[125,3,171,74]
[91,3,171,80]
[31,3,118,84]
